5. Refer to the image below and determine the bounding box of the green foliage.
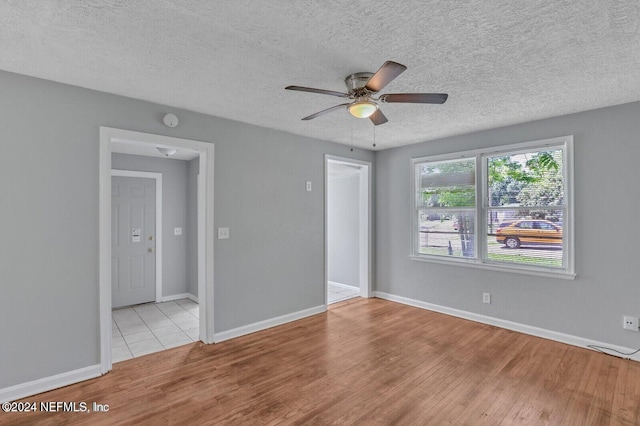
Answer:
[439,190,475,207]
[486,252,562,267]
[488,157,536,184]
[488,150,562,207]
[422,187,475,207]
[526,151,559,174]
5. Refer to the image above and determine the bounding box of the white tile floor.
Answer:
[328,283,360,304]
[112,299,199,363]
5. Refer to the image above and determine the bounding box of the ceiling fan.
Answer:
[285,61,448,125]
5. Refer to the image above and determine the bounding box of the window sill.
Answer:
[410,255,576,280]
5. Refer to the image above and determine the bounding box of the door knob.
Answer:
[148,248,155,253]
[148,236,155,241]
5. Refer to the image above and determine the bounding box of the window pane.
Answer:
[417,158,475,208]
[486,209,563,268]
[418,209,476,258]
[412,139,571,275]
[487,149,564,207]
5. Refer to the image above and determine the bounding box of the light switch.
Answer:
[218,227,230,239]
[174,227,182,236]
[306,181,312,191]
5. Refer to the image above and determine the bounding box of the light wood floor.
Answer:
[4,298,640,425]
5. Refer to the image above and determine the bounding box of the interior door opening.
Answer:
[325,156,371,305]
[110,162,198,361]
[99,127,215,373]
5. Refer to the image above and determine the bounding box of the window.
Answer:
[412,136,574,278]
[414,157,476,259]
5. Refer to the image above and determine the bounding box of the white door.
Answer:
[112,176,156,308]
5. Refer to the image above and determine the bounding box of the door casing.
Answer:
[99,127,215,375]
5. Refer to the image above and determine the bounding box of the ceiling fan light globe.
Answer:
[348,101,378,118]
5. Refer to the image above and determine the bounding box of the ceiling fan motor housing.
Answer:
[345,72,374,94]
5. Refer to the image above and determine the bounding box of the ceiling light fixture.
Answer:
[348,100,378,119]
[156,147,177,157]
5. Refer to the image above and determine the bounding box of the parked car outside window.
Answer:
[495,219,562,248]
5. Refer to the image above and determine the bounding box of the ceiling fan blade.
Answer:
[380,93,448,104]
[364,61,407,92]
[285,86,349,98]
[301,103,351,120]
[369,109,388,126]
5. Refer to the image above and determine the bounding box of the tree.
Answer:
[516,151,563,220]
[488,157,528,206]
[488,150,562,221]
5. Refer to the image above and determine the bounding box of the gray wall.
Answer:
[376,100,640,349]
[327,173,360,288]
[187,158,199,297]
[111,153,196,298]
[0,70,374,389]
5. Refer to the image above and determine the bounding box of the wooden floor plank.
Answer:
[2,298,640,425]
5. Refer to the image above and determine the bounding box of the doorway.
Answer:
[325,156,371,305]
[99,127,215,374]
[110,162,197,362]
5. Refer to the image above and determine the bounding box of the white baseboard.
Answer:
[328,281,359,291]
[0,364,102,403]
[161,293,198,303]
[374,291,640,362]
[214,305,326,343]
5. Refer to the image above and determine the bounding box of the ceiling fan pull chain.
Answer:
[350,121,354,152]
[373,125,376,148]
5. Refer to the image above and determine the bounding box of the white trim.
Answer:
[0,365,101,403]
[411,135,572,164]
[358,162,370,298]
[197,167,206,342]
[111,169,163,303]
[100,127,215,377]
[564,137,575,276]
[328,281,359,290]
[373,291,640,362]
[325,155,372,304]
[409,255,576,280]
[214,305,326,343]
[161,293,198,303]
[98,129,113,373]
[199,150,215,344]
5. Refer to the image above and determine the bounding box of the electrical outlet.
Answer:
[623,316,639,331]
[306,181,312,191]
[483,293,491,304]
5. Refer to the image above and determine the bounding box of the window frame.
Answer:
[410,135,575,279]
[412,155,478,261]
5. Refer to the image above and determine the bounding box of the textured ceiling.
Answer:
[1,1,640,150]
